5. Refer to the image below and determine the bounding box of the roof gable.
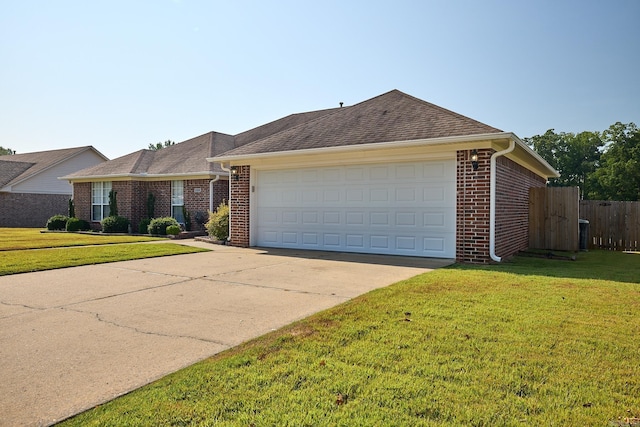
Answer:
[219,90,502,157]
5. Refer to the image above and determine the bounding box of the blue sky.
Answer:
[1,0,638,159]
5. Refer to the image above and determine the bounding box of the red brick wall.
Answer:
[0,192,70,227]
[495,156,546,259]
[73,182,92,226]
[456,149,492,263]
[72,178,230,232]
[229,166,250,247]
[456,149,547,263]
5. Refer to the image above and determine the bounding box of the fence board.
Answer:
[580,201,640,251]
[529,187,579,251]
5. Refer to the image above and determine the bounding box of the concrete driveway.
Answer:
[0,241,452,426]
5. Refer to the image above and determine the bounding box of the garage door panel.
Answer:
[255,160,455,258]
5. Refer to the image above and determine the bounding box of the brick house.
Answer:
[62,110,339,232]
[209,90,558,263]
[0,146,107,227]
[62,132,235,232]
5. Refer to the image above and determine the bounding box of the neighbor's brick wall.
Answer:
[495,156,546,258]
[229,166,250,247]
[456,149,492,263]
[0,192,70,227]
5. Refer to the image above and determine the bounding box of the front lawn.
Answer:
[0,228,164,251]
[60,251,640,426]
[0,244,209,276]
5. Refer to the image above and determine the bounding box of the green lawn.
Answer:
[0,228,209,275]
[60,251,640,426]
[0,227,165,251]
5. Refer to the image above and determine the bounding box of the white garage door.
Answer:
[255,160,456,258]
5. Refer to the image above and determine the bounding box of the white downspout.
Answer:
[219,162,232,243]
[209,175,220,212]
[490,139,516,262]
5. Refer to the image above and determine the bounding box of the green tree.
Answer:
[525,129,603,198]
[589,122,640,201]
[148,140,175,150]
[0,146,16,155]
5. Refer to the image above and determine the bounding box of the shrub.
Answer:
[138,218,152,234]
[182,206,192,231]
[194,211,208,227]
[206,202,229,241]
[148,217,180,235]
[68,199,75,218]
[66,217,90,232]
[166,225,181,236]
[108,189,118,217]
[46,214,69,231]
[101,215,130,233]
[147,193,155,219]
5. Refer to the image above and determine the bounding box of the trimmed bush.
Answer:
[148,217,180,236]
[101,215,130,233]
[46,214,69,231]
[66,217,90,232]
[206,202,229,241]
[138,218,152,234]
[166,225,181,236]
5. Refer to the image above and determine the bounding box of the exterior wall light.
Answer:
[230,166,239,181]
[470,149,479,171]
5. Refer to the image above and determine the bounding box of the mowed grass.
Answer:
[61,251,640,426]
[0,228,164,251]
[0,228,209,275]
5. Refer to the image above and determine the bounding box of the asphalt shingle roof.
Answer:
[221,89,502,157]
[64,90,504,179]
[64,132,237,178]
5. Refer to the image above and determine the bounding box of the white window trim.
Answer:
[171,180,184,223]
[91,182,112,222]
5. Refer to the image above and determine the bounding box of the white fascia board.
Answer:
[208,132,559,178]
[61,171,229,182]
[208,132,510,164]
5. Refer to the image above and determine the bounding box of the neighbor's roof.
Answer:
[63,131,238,180]
[0,146,107,189]
[215,89,503,158]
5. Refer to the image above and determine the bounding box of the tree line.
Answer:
[524,122,639,201]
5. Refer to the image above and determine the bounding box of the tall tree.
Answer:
[148,140,175,150]
[589,122,640,201]
[0,146,16,155]
[525,129,603,198]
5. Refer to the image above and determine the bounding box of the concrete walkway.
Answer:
[0,241,452,426]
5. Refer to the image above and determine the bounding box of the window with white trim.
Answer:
[171,180,184,223]
[91,182,111,221]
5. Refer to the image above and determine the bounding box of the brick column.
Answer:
[229,165,250,247]
[456,149,492,263]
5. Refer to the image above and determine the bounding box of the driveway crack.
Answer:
[62,306,230,346]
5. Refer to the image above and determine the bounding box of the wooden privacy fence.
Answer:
[529,187,579,251]
[579,200,640,251]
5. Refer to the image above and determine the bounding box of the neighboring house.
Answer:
[209,89,558,264]
[0,146,108,227]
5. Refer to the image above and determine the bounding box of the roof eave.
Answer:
[61,171,229,182]
[208,132,559,179]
